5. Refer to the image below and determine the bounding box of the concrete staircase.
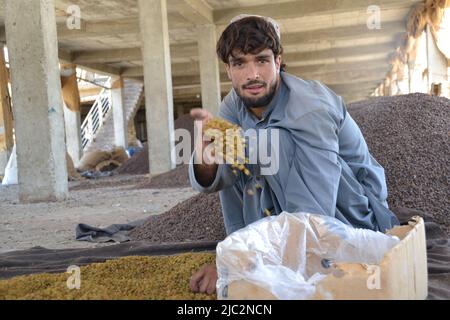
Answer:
[83,78,144,153]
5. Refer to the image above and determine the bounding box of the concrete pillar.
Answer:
[389,82,398,96]
[63,105,82,167]
[410,61,426,94]
[448,58,450,97]
[374,87,380,97]
[409,62,423,93]
[5,0,68,202]
[410,31,428,93]
[383,79,391,96]
[408,58,415,93]
[61,65,82,167]
[0,43,14,177]
[389,73,398,96]
[111,77,128,149]
[378,84,384,96]
[426,25,448,96]
[138,0,175,174]
[396,63,409,94]
[198,24,221,115]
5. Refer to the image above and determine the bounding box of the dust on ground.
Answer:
[0,174,197,253]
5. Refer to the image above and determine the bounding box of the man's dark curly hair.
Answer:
[216,16,286,72]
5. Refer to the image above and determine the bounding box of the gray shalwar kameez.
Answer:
[189,72,399,235]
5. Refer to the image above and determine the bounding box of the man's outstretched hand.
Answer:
[190,108,215,165]
[190,263,218,295]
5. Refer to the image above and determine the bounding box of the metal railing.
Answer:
[80,77,112,150]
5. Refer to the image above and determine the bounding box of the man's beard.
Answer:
[236,79,278,109]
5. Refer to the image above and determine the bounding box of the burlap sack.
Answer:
[66,153,83,181]
[77,151,111,172]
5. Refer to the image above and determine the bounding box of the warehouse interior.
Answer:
[0,0,449,300]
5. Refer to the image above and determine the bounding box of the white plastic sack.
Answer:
[2,144,17,186]
[216,212,400,300]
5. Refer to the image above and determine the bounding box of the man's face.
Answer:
[225,49,281,109]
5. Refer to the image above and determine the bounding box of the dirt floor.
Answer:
[0,174,197,253]
[129,192,225,243]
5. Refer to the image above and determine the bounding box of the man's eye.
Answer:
[233,62,243,67]
[259,59,268,64]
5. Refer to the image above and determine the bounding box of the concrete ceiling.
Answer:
[0,0,422,103]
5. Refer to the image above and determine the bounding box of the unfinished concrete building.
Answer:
[0,0,449,203]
